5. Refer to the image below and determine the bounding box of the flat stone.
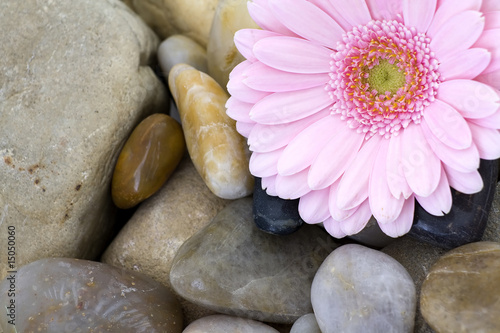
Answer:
[311,244,416,333]
[482,181,500,243]
[290,313,321,333]
[112,114,185,209]
[169,198,339,324]
[382,237,446,333]
[420,241,500,333]
[183,315,279,333]
[207,0,259,89]
[253,177,303,235]
[0,258,182,333]
[158,35,208,76]
[122,0,218,46]
[102,158,228,324]
[168,64,253,199]
[0,0,167,280]
[409,159,499,249]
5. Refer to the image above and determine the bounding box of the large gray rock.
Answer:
[0,0,168,280]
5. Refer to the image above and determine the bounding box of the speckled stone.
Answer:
[168,64,253,199]
[0,258,182,333]
[158,35,208,76]
[311,244,416,333]
[290,313,321,333]
[421,241,500,333]
[183,315,279,333]
[382,237,446,333]
[112,114,185,209]
[483,181,500,243]
[169,198,339,324]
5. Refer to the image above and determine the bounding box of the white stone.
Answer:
[290,313,321,333]
[158,35,208,76]
[183,315,279,333]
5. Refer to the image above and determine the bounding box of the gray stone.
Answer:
[290,313,321,333]
[311,244,416,333]
[158,35,208,76]
[0,258,183,333]
[170,198,339,324]
[348,216,397,248]
[0,0,167,280]
[483,182,500,242]
[183,315,279,333]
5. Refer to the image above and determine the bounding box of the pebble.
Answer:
[168,63,253,199]
[169,198,339,324]
[482,181,500,243]
[290,313,321,333]
[183,315,279,333]
[311,244,416,333]
[0,258,183,333]
[112,114,185,209]
[409,159,498,249]
[253,177,303,235]
[420,241,500,333]
[207,0,259,89]
[348,216,396,248]
[158,35,208,76]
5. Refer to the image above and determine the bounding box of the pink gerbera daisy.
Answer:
[226,0,500,238]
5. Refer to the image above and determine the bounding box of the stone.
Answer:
[207,0,259,90]
[253,177,304,235]
[158,35,208,76]
[183,315,279,333]
[348,216,397,248]
[0,258,183,333]
[382,237,446,333]
[311,244,416,333]
[408,159,499,249]
[169,198,339,324]
[122,0,218,47]
[168,64,253,199]
[112,114,185,209]
[0,0,167,280]
[290,313,321,333]
[482,181,500,243]
[102,158,228,324]
[420,241,500,333]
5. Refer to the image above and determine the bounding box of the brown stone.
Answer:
[420,241,500,333]
[112,113,185,209]
[168,64,253,199]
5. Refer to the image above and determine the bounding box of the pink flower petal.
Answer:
[309,0,352,31]
[268,0,344,49]
[243,61,330,92]
[427,0,482,37]
[369,139,405,224]
[378,196,415,238]
[437,79,499,119]
[278,115,342,176]
[430,11,485,60]
[401,123,441,197]
[468,107,500,128]
[261,174,278,196]
[337,134,382,210]
[234,29,279,62]
[248,108,329,153]
[439,48,491,80]
[443,165,484,194]
[226,97,253,123]
[298,188,332,223]
[249,149,282,178]
[482,0,500,12]
[422,99,472,150]
[275,168,312,199]
[387,133,413,200]
[329,181,359,221]
[323,217,348,238]
[253,36,332,74]
[415,166,452,216]
[227,61,271,104]
[247,0,298,37]
[308,127,365,190]
[250,86,332,125]
[468,122,500,159]
[475,69,500,90]
[403,0,437,33]
[365,0,403,21]
[473,29,500,74]
[485,11,500,30]
[236,122,255,137]
[328,0,372,29]
[339,200,372,235]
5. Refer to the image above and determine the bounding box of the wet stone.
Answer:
[420,241,500,333]
[253,177,304,235]
[183,315,279,333]
[112,113,185,209]
[169,198,339,324]
[0,258,183,333]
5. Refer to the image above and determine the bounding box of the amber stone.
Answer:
[112,113,185,209]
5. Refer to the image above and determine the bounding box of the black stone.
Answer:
[408,159,499,250]
[252,177,304,235]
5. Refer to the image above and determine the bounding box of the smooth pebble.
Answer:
[183,315,279,333]
[290,313,321,333]
[158,35,208,75]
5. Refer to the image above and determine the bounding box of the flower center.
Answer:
[328,20,441,138]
